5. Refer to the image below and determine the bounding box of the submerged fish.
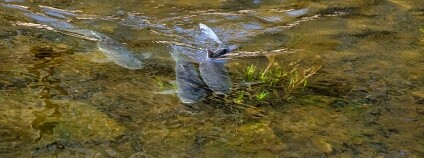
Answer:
[170,24,232,103]
[198,23,232,94]
[175,60,208,103]
[39,5,78,19]
[199,61,231,94]
[23,12,75,29]
[199,23,222,44]
[90,31,145,70]
[171,46,208,103]
[0,3,29,11]
[199,23,230,59]
[13,6,147,70]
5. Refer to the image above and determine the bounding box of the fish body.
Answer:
[198,24,232,94]
[23,12,75,29]
[170,24,232,103]
[199,61,231,94]
[171,46,208,103]
[96,38,144,70]
[17,7,147,70]
[88,31,144,69]
[39,5,78,19]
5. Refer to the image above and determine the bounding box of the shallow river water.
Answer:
[1,0,424,157]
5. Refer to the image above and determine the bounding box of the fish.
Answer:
[170,24,232,103]
[90,31,145,70]
[170,46,208,103]
[16,7,147,70]
[23,12,75,29]
[0,3,28,11]
[199,60,231,94]
[199,23,230,59]
[198,24,232,94]
[175,60,208,103]
[199,23,222,44]
[39,5,78,19]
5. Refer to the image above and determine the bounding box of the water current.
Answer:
[0,0,423,157]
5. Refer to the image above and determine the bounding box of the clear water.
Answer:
[1,0,424,157]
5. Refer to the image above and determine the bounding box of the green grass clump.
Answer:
[235,61,322,104]
[255,91,269,101]
[155,79,176,91]
[241,62,321,92]
[285,65,320,92]
[243,65,257,82]
[235,91,245,104]
[420,27,424,33]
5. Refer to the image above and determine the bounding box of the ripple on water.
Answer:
[1,0,424,157]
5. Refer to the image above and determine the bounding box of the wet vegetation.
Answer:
[233,60,322,104]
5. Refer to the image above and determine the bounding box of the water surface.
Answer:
[1,0,424,157]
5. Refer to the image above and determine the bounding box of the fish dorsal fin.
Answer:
[199,23,222,44]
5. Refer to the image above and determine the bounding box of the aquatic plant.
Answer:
[420,27,424,33]
[155,79,177,92]
[234,91,245,104]
[242,62,321,91]
[285,64,321,92]
[243,64,257,82]
[237,61,322,103]
[255,91,269,101]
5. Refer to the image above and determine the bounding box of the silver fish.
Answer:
[199,60,231,94]
[199,23,230,59]
[17,7,146,70]
[39,5,78,19]
[23,12,75,29]
[199,23,222,44]
[170,24,232,103]
[91,31,144,70]
[171,46,208,103]
[198,24,232,94]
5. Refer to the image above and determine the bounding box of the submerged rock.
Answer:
[227,121,288,152]
[49,99,126,141]
[412,90,424,104]
[0,88,126,156]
